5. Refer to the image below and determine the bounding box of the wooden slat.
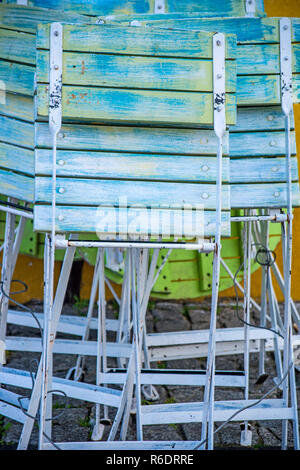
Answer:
[37,49,236,93]
[10,0,249,17]
[230,130,297,157]
[35,177,230,210]
[231,182,300,209]
[33,205,231,237]
[0,116,34,148]
[35,149,230,182]
[140,17,281,44]
[230,157,299,183]
[0,59,34,96]
[36,85,237,126]
[233,106,294,132]
[36,23,236,59]
[0,169,34,202]
[0,27,35,65]
[0,5,92,33]
[0,142,34,176]
[35,122,228,155]
[0,93,34,122]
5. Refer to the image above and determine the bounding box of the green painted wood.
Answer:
[0,169,34,202]
[0,27,35,64]
[0,4,93,33]
[0,142,34,175]
[37,49,236,93]
[36,84,237,126]
[33,205,231,238]
[8,0,256,17]
[36,23,236,59]
[0,59,34,96]
[35,122,229,155]
[232,106,294,132]
[0,116,34,148]
[0,93,34,122]
[139,17,300,45]
[230,130,297,157]
[35,177,230,210]
[35,150,230,182]
[231,182,300,208]
[230,157,299,183]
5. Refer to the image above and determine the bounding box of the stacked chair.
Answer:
[0,0,299,451]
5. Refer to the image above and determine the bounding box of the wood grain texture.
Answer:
[37,49,236,93]
[0,116,34,148]
[230,157,299,183]
[231,182,300,208]
[35,150,230,182]
[11,0,252,16]
[35,122,229,155]
[0,142,34,176]
[0,169,34,202]
[33,205,231,237]
[35,176,230,210]
[0,59,34,96]
[0,4,92,33]
[36,84,237,126]
[230,130,297,157]
[0,93,34,122]
[36,23,236,59]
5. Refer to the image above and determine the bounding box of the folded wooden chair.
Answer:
[27,21,237,450]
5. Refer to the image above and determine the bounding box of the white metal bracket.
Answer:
[245,0,256,17]
[49,23,63,135]
[213,33,226,139]
[155,0,165,14]
[280,18,293,117]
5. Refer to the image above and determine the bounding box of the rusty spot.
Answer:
[81,60,86,75]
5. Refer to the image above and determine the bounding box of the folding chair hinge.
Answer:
[55,234,67,249]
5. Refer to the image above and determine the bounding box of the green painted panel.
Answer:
[36,23,236,59]
[36,84,237,126]
[37,50,236,93]
[35,150,230,183]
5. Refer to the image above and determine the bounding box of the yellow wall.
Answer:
[8,0,300,303]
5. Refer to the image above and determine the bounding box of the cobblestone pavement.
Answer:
[1,297,299,450]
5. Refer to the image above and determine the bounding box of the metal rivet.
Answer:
[58,187,65,194]
[216,40,221,46]
[202,165,209,172]
[284,56,289,61]
[202,192,209,199]
[217,73,222,79]
[273,191,280,198]
[267,114,274,121]
[58,132,64,139]
[58,159,65,166]
[54,30,59,37]
[283,25,288,30]
[58,215,64,221]
[54,65,59,70]
[269,140,276,147]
